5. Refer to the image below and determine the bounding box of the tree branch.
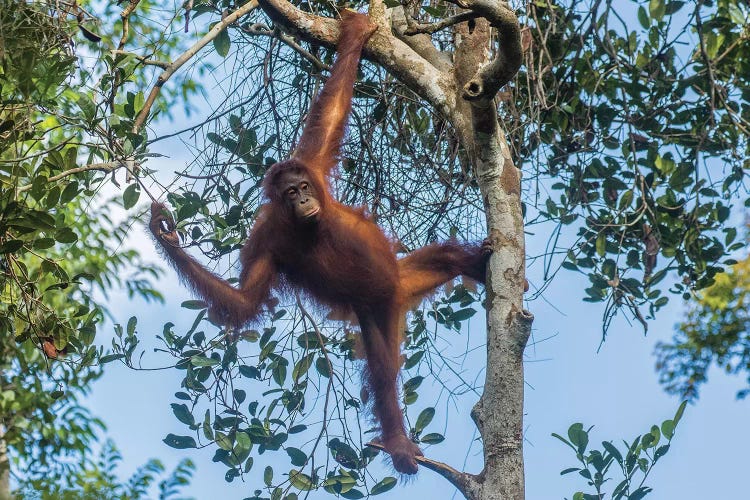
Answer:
[132,0,260,133]
[112,50,170,69]
[16,162,122,193]
[118,0,142,51]
[404,11,480,35]
[389,6,453,71]
[255,0,455,116]
[240,23,329,72]
[451,0,522,102]
[366,442,479,492]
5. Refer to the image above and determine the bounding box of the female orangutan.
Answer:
[150,11,490,474]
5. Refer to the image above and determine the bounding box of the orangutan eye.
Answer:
[300,182,309,191]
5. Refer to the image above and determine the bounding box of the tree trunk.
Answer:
[466,109,531,499]
[0,426,10,500]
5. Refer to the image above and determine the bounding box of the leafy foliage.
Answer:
[0,0,196,491]
[15,440,195,500]
[656,253,750,400]
[3,0,745,497]
[554,402,687,500]
[110,290,474,497]
[95,0,747,495]
[511,0,750,333]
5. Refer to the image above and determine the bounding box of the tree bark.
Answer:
[0,426,10,500]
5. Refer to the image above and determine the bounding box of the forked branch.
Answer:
[446,0,522,101]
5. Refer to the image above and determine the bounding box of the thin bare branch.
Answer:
[256,0,455,116]
[112,50,170,69]
[118,0,142,51]
[366,442,478,492]
[16,162,122,193]
[132,0,260,133]
[240,23,329,72]
[404,11,480,35]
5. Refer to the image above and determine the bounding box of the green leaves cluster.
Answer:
[0,0,198,490]
[110,295,452,498]
[555,401,687,500]
[15,440,195,500]
[514,0,750,327]
[656,255,750,400]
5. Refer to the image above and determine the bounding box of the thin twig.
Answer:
[404,12,479,35]
[16,162,122,192]
[241,23,329,72]
[118,0,142,51]
[132,0,260,133]
[112,50,170,69]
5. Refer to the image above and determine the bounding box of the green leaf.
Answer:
[191,356,219,367]
[289,469,314,491]
[286,447,307,467]
[126,316,137,336]
[33,238,55,250]
[214,27,231,57]
[328,438,359,469]
[292,354,314,382]
[272,362,287,386]
[420,433,444,444]
[296,331,327,349]
[451,308,476,321]
[630,487,653,500]
[171,403,195,426]
[236,431,252,450]
[602,441,623,463]
[415,407,435,433]
[371,477,396,495]
[0,240,24,254]
[567,423,589,453]
[596,233,606,257]
[340,490,365,499]
[182,300,207,310]
[315,357,331,378]
[637,6,649,29]
[163,434,197,449]
[123,183,140,209]
[203,410,213,440]
[649,0,665,21]
[100,353,124,364]
[618,190,633,211]
[661,419,675,439]
[673,400,687,425]
[403,376,424,392]
[54,228,78,244]
[404,350,424,369]
[60,181,79,203]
